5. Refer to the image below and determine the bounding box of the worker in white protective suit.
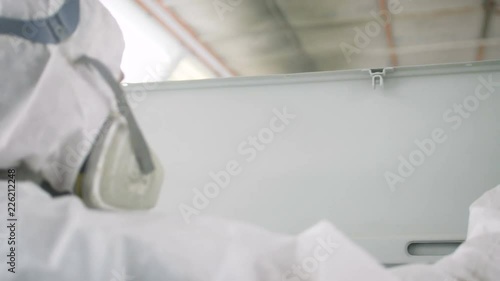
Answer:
[0,0,163,209]
[0,0,499,281]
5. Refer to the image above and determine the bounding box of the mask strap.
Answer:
[0,0,80,44]
[75,56,155,175]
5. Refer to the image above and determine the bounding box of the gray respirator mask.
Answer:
[0,0,164,210]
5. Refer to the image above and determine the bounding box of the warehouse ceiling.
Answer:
[129,0,500,77]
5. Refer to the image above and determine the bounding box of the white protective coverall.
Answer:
[0,0,499,280]
[0,182,499,281]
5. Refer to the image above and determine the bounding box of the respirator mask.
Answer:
[0,0,163,210]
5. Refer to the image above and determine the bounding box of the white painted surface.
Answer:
[128,60,500,264]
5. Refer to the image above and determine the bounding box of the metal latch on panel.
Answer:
[364,67,394,90]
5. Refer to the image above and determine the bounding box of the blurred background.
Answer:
[100,0,500,83]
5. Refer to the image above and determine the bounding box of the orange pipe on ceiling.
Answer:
[134,0,237,77]
[378,0,399,67]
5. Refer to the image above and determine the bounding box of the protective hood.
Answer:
[0,0,125,192]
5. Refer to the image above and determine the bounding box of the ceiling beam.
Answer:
[476,0,496,61]
[265,0,317,72]
[280,6,479,30]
